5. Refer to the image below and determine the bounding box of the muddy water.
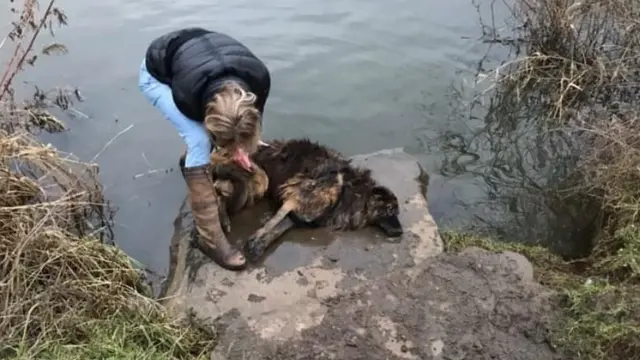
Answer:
[5,0,506,273]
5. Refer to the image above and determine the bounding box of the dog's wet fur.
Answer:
[180,138,403,262]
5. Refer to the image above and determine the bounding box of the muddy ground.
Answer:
[209,248,560,360]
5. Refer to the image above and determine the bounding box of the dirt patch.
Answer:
[241,247,559,360]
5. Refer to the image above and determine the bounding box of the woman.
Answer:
[138,27,271,271]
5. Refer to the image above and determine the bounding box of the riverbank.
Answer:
[0,1,215,359]
[438,0,640,358]
[0,74,217,360]
[444,231,639,360]
[0,91,217,358]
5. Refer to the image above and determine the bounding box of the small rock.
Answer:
[326,254,339,262]
[247,293,266,303]
[220,277,234,287]
[306,287,317,299]
[346,336,358,347]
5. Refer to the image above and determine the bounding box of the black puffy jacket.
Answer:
[145,27,271,122]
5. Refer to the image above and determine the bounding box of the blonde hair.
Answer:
[204,81,261,154]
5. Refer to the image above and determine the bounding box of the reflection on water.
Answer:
[430,1,600,258]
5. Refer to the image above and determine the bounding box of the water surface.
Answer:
[8,0,497,273]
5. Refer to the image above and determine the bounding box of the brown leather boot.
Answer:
[182,165,246,270]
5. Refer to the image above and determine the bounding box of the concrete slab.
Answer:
[159,149,443,355]
[159,148,560,360]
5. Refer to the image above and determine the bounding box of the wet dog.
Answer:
[241,139,403,260]
[180,138,404,261]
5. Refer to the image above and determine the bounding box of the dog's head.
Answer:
[205,82,261,171]
[367,185,403,237]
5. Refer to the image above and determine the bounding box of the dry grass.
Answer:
[506,1,640,260]
[478,0,640,277]
[0,125,215,359]
[0,1,215,359]
[482,0,640,229]
[482,0,640,123]
[448,0,640,358]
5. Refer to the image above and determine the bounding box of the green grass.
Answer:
[9,314,214,360]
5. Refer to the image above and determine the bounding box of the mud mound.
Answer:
[214,247,559,360]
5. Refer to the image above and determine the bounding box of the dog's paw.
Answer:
[245,235,266,262]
